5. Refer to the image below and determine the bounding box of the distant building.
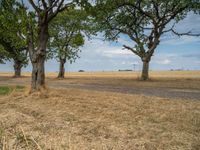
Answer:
[118,69,133,72]
[78,70,85,72]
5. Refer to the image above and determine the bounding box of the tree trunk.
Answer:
[31,58,45,90]
[13,60,22,77]
[141,60,150,80]
[57,58,66,78]
[31,23,48,90]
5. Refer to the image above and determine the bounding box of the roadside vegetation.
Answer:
[0,86,24,95]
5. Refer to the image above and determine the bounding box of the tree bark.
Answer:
[141,60,150,80]
[31,23,48,90]
[31,57,45,90]
[13,60,22,78]
[57,58,66,78]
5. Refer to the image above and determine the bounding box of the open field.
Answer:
[1,71,200,89]
[0,71,200,99]
[0,71,200,149]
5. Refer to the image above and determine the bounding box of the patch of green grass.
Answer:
[0,85,25,95]
[0,86,12,95]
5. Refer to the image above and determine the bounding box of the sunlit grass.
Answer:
[0,86,24,95]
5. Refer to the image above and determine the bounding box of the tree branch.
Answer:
[28,0,40,13]
[123,45,141,57]
[41,0,48,9]
[172,29,200,37]
[47,1,73,22]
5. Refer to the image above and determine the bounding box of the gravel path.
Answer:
[1,77,200,100]
[50,83,200,100]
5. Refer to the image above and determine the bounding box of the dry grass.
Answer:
[1,70,200,78]
[0,88,200,149]
[0,71,200,149]
[51,71,200,90]
[1,71,200,90]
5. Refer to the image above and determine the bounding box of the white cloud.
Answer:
[152,53,174,65]
[103,49,134,57]
[121,61,139,65]
[159,59,171,65]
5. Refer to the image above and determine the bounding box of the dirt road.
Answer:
[51,82,200,100]
[0,76,200,100]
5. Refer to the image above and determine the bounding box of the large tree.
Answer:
[49,8,88,78]
[90,0,195,80]
[27,0,76,90]
[0,0,28,77]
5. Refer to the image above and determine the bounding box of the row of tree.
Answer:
[0,0,90,79]
[0,0,199,92]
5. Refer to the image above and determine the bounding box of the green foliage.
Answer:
[0,0,28,66]
[0,86,12,95]
[192,0,200,14]
[90,0,196,58]
[49,8,90,63]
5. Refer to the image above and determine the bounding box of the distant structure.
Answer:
[170,68,184,71]
[78,70,85,72]
[118,69,133,72]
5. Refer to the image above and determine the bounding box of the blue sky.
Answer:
[0,12,200,72]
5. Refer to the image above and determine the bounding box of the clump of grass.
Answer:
[0,85,25,95]
[0,86,12,95]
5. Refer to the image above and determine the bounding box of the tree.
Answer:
[90,0,194,80]
[49,9,86,78]
[0,0,28,77]
[27,0,76,90]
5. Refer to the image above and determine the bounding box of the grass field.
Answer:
[0,71,200,149]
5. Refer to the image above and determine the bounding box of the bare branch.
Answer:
[123,45,141,57]
[28,0,40,13]
[172,29,200,37]
[47,1,74,22]
[162,23,176,33]
[41,0,48,9]
[47,0,60,13]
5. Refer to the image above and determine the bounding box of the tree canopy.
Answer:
[48,7,95,78]
[49,8,86,64]
[0,0,28,76]
[89,0,197,80]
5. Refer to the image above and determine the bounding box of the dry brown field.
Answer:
[0,71,200,149]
